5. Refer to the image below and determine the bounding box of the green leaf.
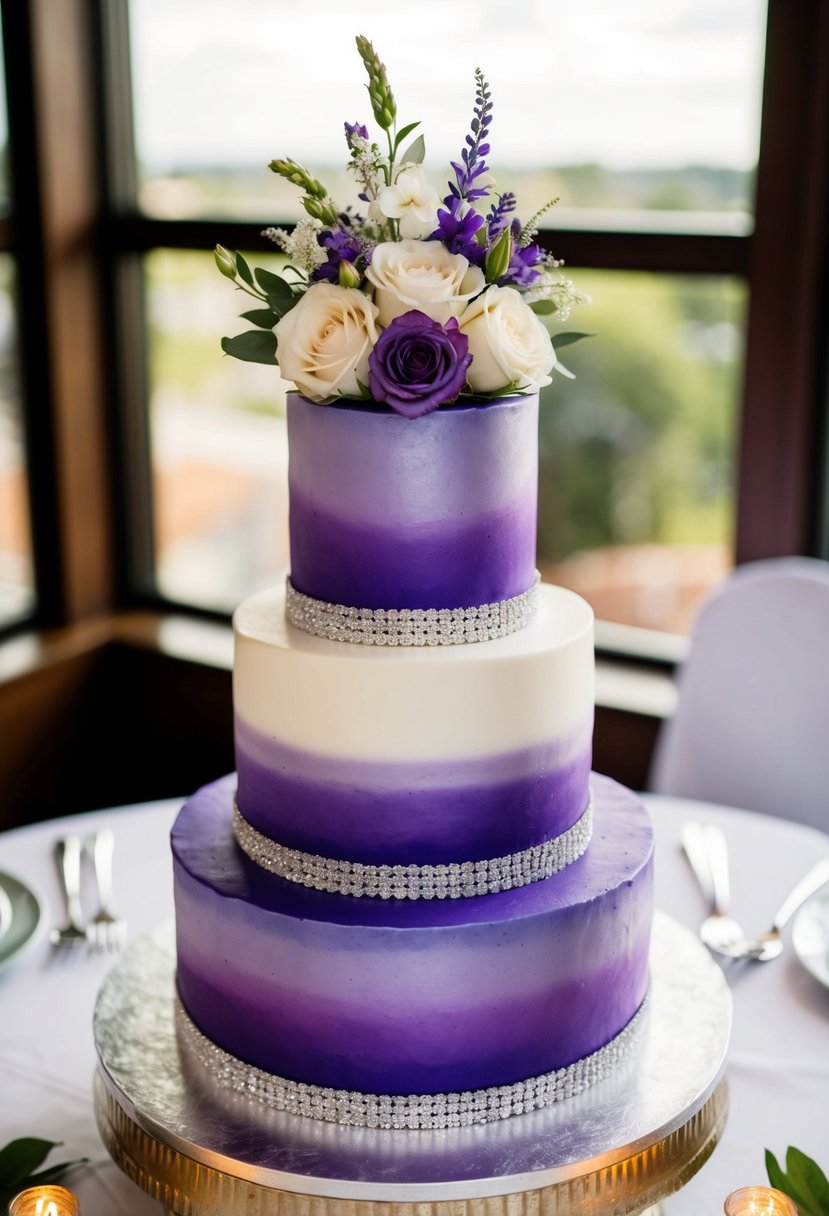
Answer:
[399,134,425,165]
[551,331,596,349]
[392,121,421,155]
[484,227,512,284]
[765,1147,829,1216]
[0,1138,61,1186]
[234,252,254,286]
[240,308,278,330]
[221,330,277,365]
[253,268,294,300]
[787,1146,829,1215]
[529,299,558,315]
[354,377,373,400]
[766,1149,790,1195]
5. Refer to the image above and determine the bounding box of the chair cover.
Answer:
[648,556,829,830]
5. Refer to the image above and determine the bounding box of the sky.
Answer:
[128,0,767,174]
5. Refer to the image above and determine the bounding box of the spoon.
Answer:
[709,857,829,962]
[50,836,88,948]
[681,821,745,955]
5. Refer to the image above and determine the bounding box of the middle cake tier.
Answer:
[234,581,594,868]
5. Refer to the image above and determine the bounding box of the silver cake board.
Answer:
[93,912,731,1215]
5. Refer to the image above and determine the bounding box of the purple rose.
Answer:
[368,311,472,419]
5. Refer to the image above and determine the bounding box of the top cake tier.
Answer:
[287,391,538,612]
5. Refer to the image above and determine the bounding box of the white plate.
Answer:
[792,890,829,989]
[0,871,44,971]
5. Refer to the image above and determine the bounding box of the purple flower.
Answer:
[345,120,370,147]
[368,311,472,418]
[311,222,365,283]
[498,223,545,287]
[430,196,486,262]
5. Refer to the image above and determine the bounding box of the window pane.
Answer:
[0,256,35,624]
[128,0,765,227]
[539,270,744,634]
[145,250,289,611]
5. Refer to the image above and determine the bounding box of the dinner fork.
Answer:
[86,828,127,951]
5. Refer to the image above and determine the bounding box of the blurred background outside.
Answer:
[0,1,766,636]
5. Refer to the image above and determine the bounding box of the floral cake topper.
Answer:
[215,36,590,418]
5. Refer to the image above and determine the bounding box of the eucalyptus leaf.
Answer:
[221,330,277,365]
[399,134,425,165]
[254,268,294,300]
[234,252,254,287]
[0,1138,59,1187]
[240,308,278,330]
[552,331,596,349]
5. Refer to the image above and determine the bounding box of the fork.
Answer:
[86,828,127,951]
[50,835,88,948]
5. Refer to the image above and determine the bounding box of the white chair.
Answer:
[648,556,829,831]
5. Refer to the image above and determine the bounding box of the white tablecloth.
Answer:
[1,792,828,1214]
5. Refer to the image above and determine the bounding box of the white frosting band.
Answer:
[234,582,594,761]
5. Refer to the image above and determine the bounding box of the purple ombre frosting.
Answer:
[235,718,592,865]
[172,773,653,1097]
[287,393,538,610]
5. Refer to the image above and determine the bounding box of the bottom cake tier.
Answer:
[172,773,653,1110]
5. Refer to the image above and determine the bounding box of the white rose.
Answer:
[365,239,486,329]
[274,282,379,401]
[377,166,441,239]
[459,285,556,393]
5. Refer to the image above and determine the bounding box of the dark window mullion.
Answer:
[104,212,751,278]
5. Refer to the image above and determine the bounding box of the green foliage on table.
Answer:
[767,1146,829,1215]
[0,1138,87,1207]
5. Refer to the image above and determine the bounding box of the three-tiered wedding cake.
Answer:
[170,391,654,1131]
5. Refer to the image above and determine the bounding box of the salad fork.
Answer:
[87,828,127,951]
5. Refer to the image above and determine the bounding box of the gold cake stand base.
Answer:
[94,1071,727,1216]
[93,915,731,1216]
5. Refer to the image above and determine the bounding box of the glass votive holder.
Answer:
[723,1186,799,1215]
[7,1185,80,1216]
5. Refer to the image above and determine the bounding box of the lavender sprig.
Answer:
[487,191,517,242]
[448,68,493,205]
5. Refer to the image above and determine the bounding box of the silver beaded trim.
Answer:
[233,790,593,900]
[285,573,541,646]
[176,995,647,1130]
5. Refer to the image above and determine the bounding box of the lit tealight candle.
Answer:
[7,1185,80,1216]
[724,1186,798,1215]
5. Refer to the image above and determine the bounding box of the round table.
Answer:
[0,792,827,1214]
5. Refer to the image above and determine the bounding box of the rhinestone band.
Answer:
[285,573,541,646]
[176,995,647,1130]
[233,790,593,900]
